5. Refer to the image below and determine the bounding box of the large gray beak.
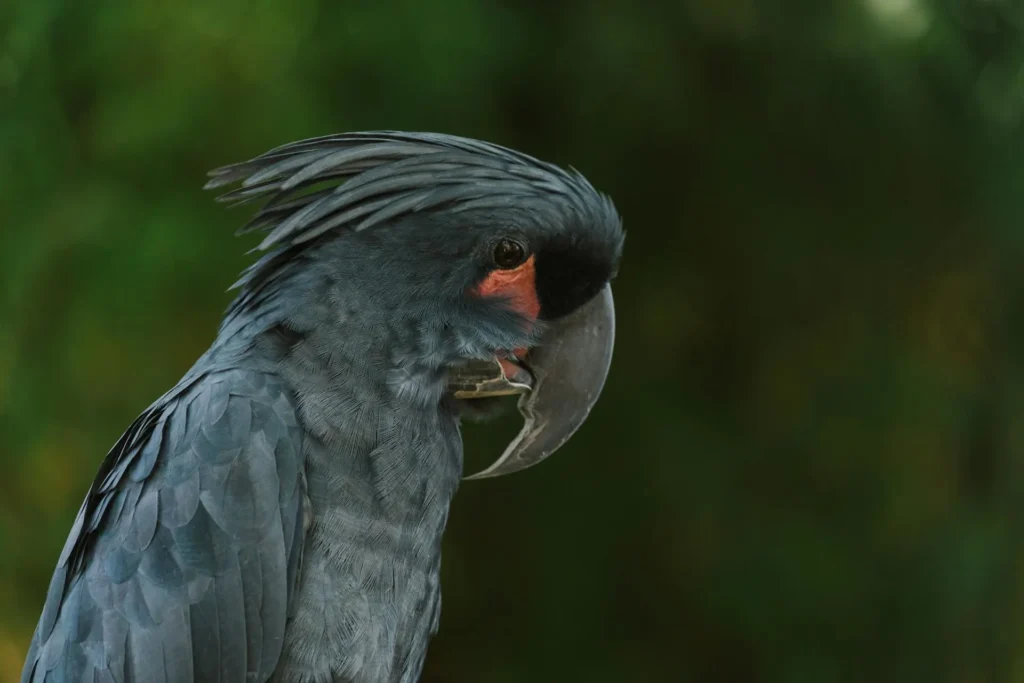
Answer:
[455,284,616,480]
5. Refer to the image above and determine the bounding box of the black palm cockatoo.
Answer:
[22,132,623,683]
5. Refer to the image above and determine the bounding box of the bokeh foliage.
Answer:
[4,0,1024,681]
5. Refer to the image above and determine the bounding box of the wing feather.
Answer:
[22,369,306,683]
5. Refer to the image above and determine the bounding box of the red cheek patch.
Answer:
[474,255,541,323]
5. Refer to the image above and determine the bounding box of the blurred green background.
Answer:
[4,0,1024,681]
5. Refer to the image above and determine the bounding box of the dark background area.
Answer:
[4,0,1024,681]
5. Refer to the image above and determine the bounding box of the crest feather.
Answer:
[206,131,617,294]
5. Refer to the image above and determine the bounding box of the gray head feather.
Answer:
[206,131,618,293]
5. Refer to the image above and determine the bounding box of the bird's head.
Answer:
[207,132,623,478]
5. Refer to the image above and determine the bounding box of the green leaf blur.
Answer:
[4,0,1024,681]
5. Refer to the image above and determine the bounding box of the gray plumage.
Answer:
[23,132,623,683]
[26,365,305,683]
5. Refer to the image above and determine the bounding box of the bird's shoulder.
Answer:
[23,365,308,683]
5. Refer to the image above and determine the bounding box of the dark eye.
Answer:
[492,238,528,269]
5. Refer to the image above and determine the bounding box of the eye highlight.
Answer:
[492,238,528,270]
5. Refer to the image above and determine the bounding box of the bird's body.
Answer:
[22,132,622,683]
[261,235,465,682]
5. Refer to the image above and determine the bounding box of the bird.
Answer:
[21,131,624,683]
